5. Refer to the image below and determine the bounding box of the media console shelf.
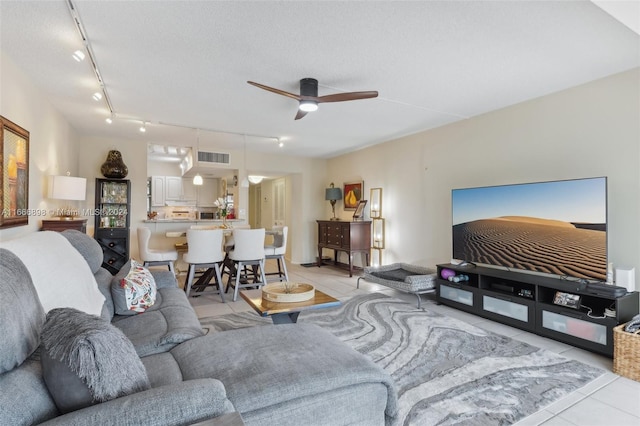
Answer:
[436,263,639,357]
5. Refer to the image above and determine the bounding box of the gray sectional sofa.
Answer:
[0,230,398,425]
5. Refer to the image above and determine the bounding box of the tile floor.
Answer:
[183,262,640,426]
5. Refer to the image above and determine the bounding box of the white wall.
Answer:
[147,161,182,176]
[327,68,640,290]
[0,53,81,242]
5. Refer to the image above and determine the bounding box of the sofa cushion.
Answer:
[0,231,105,316]
[171,324,398,422]
[0,249,46,374]
[95,268,115,321]
[0,355,59,425]
[112,287,205,357]
[40,308,150,413]
[61,229,104,274]
[153,268,180,289]
[111,260,157,315]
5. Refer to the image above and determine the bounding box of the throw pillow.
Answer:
[40,307,150,413]
[111,260,157,315]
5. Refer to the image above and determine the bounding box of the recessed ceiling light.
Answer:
[92,92,102,101]
[105,117,112,124]
[72,50,85,62]
[279,141,284,148]
[139,123,146,133]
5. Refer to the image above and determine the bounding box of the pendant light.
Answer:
[193,129,203,185]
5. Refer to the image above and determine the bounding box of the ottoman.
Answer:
[357,263,437,308]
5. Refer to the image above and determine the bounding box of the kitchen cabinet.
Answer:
[159,176,197,202]
[150,176,165,206]
[165,176,183,201]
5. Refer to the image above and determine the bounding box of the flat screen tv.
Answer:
[452,177,607,282]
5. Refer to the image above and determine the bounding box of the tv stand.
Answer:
[436,264,639,357]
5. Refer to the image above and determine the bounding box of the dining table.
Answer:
[165,228,282,295]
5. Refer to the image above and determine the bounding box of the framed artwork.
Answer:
[0,116,29,229]
[343,181,363,210]
[352,200,368,220]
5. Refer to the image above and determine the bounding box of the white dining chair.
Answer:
[183,228,226,301]
[227,228,267,302]
[137,227,178,273]
[264,226,289,282]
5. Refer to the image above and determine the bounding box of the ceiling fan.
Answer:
[247,78,378,120]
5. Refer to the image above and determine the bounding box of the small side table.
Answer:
[41,219,87,233]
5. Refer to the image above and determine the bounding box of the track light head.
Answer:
[72,50,85,62]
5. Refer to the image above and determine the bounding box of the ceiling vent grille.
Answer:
[198,151,230,164]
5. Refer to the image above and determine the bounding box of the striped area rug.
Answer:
[199,293,604,425]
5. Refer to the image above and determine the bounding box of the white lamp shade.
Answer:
[193,174,203,185]
[48,175,87,201]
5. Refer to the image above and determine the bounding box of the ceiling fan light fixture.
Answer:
[299,100,318,112]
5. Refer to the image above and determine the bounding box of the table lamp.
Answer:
[48,173,87,219]
[325,182,342,221]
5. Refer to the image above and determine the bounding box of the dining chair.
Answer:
[137,227,178,273]
[226,228,267,302]
[264,226,289,282]
[183,228,226,302]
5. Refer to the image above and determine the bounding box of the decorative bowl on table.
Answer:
[262,282,315,303]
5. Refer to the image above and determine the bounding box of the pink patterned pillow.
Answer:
[112,260,156,315]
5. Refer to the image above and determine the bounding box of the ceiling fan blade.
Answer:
[294,109,308,120]
[247,81,301,101]
[317,91,378,103]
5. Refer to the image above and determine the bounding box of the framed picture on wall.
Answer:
[0,116,29,229]
[343,181,363,210]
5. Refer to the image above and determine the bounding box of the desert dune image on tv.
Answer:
[452,178,607,281]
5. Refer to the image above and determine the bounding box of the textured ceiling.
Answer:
[1,1,638,160]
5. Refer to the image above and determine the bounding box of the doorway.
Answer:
[248,177,286,229]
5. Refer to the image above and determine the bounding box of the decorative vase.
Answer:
[222,215,228,228]
[100,150,128,178]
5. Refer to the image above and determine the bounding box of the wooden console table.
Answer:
[317,220,371,277]
[41,219,87,233]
